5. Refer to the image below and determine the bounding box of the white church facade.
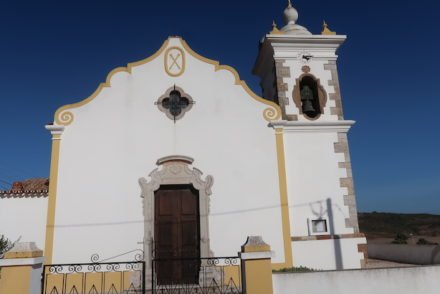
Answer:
[1,2,367,274]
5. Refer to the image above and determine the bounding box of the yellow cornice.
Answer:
[54,39,171,126]
[181,40,281,121]
[54,37,281,126]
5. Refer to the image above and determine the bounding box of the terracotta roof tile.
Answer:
[21,178,49,191]
[0,178,49,198]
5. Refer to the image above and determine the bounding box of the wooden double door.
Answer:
[154,185,201,285]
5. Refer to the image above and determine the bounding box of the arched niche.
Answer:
[292,72,328,120]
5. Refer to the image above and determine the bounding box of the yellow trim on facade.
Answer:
[53,37,281,126]
[47,36,284,261]
[0,265,32,294]
[180,40,281,121]
[243,259,274,294]
[44,134,62,264]
[271,128,293,270]
[243,244,271,253]
[54,40,171,126]
[4,250,43,259]
[164,46,186,77]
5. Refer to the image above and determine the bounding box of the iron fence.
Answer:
[152,256,242,294]
[41,260,145,294]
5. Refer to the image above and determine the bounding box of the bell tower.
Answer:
[254,0,347,122]
[254,1,367,270]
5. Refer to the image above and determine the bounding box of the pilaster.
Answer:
[0,242,44,294]
[240,236,273,294]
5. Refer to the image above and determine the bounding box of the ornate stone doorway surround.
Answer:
[139,155,214,280]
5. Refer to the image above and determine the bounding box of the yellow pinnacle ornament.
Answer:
[321,20,336,35]
[270,20,283,35]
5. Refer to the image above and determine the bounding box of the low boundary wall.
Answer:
[273,265,440,294]
[0,243,44,294]
[368,244,440,265]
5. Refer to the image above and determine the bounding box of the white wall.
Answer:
[292,237,366,270]
[0,197,47,249]
[281,125,363,269]
[257,34,364,270]
[51,37,286,264]
[368,244,440,265]
[273,266,440,294]
[284,131,352,237]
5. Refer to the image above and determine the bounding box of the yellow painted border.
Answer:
[44,134,62,264]
[47,40,172,260]
[271,128,293,270]
[164,46,186,77]
[180,40,281,121]
[54,37,281,126]
[46,36,284,261]
[54,39,171,125]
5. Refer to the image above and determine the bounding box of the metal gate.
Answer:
[41,260,145,294]
[152,256,242,294]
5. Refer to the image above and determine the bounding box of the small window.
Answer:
[156,86,194,122]
[311,219,328,234]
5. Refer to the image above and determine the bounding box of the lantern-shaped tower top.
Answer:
[281,0,312,35]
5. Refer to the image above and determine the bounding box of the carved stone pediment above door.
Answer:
[139,155,214,284]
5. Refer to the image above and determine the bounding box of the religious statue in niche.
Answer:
[156,85,195,122]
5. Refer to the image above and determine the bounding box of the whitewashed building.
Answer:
[1,2,367,274]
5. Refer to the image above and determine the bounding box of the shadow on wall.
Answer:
[305,198,345,269]
[327,198,343,270]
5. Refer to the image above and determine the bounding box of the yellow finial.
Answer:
[321,20,336,35]
[270,20,283,35]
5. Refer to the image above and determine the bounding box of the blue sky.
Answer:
[0,0,439,214]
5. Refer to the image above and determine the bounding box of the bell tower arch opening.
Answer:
[292,73,328,120]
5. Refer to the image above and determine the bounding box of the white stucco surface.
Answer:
[251,31,367,269]
[292,237,366,270]
[50,38,285,264]
[368,244,440,265]
[282,57,339,121]
[284,130,352,237]
[273,265,440,294]
[39,32,366,271]
[0,197,47,249]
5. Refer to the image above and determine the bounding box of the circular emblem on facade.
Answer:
[164,47,186,77]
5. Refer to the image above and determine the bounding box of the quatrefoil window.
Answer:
[156,86,194,122]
